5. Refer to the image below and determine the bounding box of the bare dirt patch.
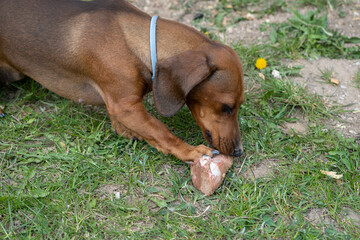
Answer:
[292,58,360,138]
[95,183,126,200]
[341,207,360,226]
[306,207,342,231]
[241,159,278,180]
[282,121,308,135]
[305,207,360,233]
[129,0,190,22]
[328,3,360,39]
[292,59,360,111]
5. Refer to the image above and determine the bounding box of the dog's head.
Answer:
[153,43,244,156]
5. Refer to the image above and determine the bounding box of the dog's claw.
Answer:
[212,149,220,156]
[203,149,220,158]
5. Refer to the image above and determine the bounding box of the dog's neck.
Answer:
[118,15,209,79]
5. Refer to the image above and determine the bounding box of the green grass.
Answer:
[1,1,360,239]
[354,68,360,89]
[319,67,337,85]
[296,0,349,10]
[268,9,360,59]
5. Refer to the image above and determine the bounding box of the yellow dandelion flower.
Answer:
[205,31,209,35]
[255,58,267,70]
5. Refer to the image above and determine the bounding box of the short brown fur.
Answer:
[0,0,244,161]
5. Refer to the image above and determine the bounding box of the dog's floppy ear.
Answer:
[153,50,215,117]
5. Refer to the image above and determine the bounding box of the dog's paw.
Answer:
[188,144,214,161]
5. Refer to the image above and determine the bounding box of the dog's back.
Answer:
[0,0,137,103]
[0,0,141,85]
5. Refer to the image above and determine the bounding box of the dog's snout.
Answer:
[233,148,243,157]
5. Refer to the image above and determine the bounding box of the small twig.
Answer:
[11,115,20,123]
[237,156,247,174]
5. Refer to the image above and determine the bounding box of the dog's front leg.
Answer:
[108,99,213,162]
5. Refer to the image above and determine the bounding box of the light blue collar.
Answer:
[150,16,159,80]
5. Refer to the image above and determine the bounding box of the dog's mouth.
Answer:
[204,129,243,157]
[205,130,213,146]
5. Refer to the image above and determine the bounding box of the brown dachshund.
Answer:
[0,0,244,162]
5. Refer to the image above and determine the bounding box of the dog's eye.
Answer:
[222,104,234,114]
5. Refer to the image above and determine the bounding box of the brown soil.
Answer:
[293,58,360,139]
[241,159,278,180]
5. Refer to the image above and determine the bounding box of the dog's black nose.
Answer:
[233,148,243,157]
